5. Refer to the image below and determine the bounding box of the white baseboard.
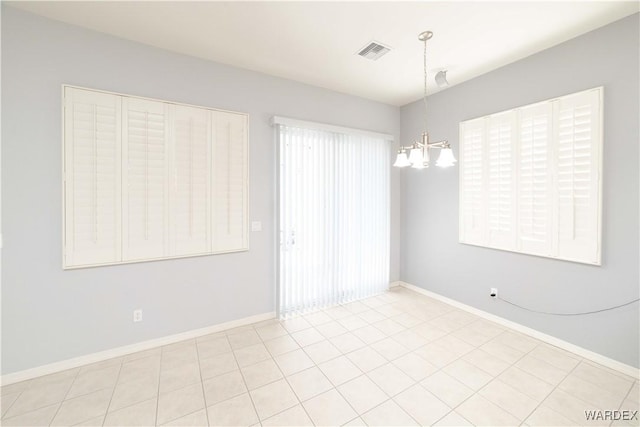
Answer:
[389,281,402,288]
[1,311,276,386]
[398,281,640,379]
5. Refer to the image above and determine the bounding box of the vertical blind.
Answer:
[459,87,602,265]
[277,120,391,317]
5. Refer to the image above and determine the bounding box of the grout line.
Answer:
[153,346,163,426]
[46,360,157,424]
[155,347,226,425]
[315,298,409,423]
[459,332,590,426]
[612,381,637,427]
[5,369,82,417]
[193,335,211,427]
[0,383,30,420]
[331,372,386,424]
[100,359,124,426]
[426,329,541,425]
[364,372,421,425]
[519,359,583,426]
[228,326,264,426]
[618,379,636,409]
[283,296,396,423]
[47,367,82,426]
[270,332,316,425]
[432,409,475,426]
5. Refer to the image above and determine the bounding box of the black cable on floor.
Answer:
[497,296,640,316]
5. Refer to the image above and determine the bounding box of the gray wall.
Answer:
[400,14,639,367]
[1,6,401,375]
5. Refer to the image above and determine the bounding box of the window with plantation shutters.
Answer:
[459,87,602,265]
[63,86,248,269]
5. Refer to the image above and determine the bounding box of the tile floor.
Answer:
[1,287,638,426]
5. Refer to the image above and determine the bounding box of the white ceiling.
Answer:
[8,1,639,106]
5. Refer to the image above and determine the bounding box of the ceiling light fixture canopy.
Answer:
[435,70,449,87]
[393,31,456,170]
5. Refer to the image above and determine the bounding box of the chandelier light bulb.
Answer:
[393,151,411,167]
[408,147,423,166]
[436,147,457,168]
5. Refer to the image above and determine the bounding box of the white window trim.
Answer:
[271,116,394,141]
[458,87,603,265]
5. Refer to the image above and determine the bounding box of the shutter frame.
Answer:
[62,85,250,268]
[516,101,553,256]
[211,111,249,253]
[486,111,517,250]
[171,104,212,256]
[122,97,170,261]
[459,87,602,265]
[63,87,122,268]
[553,88,602,264]
[459,118,486,246]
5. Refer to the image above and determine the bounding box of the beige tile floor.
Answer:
[1,287,638,426]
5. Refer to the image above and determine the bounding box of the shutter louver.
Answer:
[122,98,169,261]
[517,103,552,256]
[212,111,248,252]
[172,105,211,256]
[64,87,122,267]
[459,119,485,245]
[487,112,516,249]
[554,90,601,263]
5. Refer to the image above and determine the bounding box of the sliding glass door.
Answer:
[276,120,390,317]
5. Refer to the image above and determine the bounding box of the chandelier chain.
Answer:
[423,35,428,133]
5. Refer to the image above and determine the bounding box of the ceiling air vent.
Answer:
[357,41,391,61]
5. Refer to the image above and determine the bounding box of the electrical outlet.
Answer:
[133,309,143,322]
[490,288,498,299]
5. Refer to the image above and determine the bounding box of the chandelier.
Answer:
[393,31,457,169]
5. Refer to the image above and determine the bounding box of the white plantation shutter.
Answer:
[63,86,249,268]
[487,112,517,249]
[64,87,121,267]
[459,118,485,245]
[517,103,553,256]
[459,87,602,265]
[172,105,211,256]
[122,98,169,261]
[212,111,248,252]
[554,89,601,263]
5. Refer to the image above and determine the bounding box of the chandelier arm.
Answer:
[426,140,449,149]
[410,138,448,150]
